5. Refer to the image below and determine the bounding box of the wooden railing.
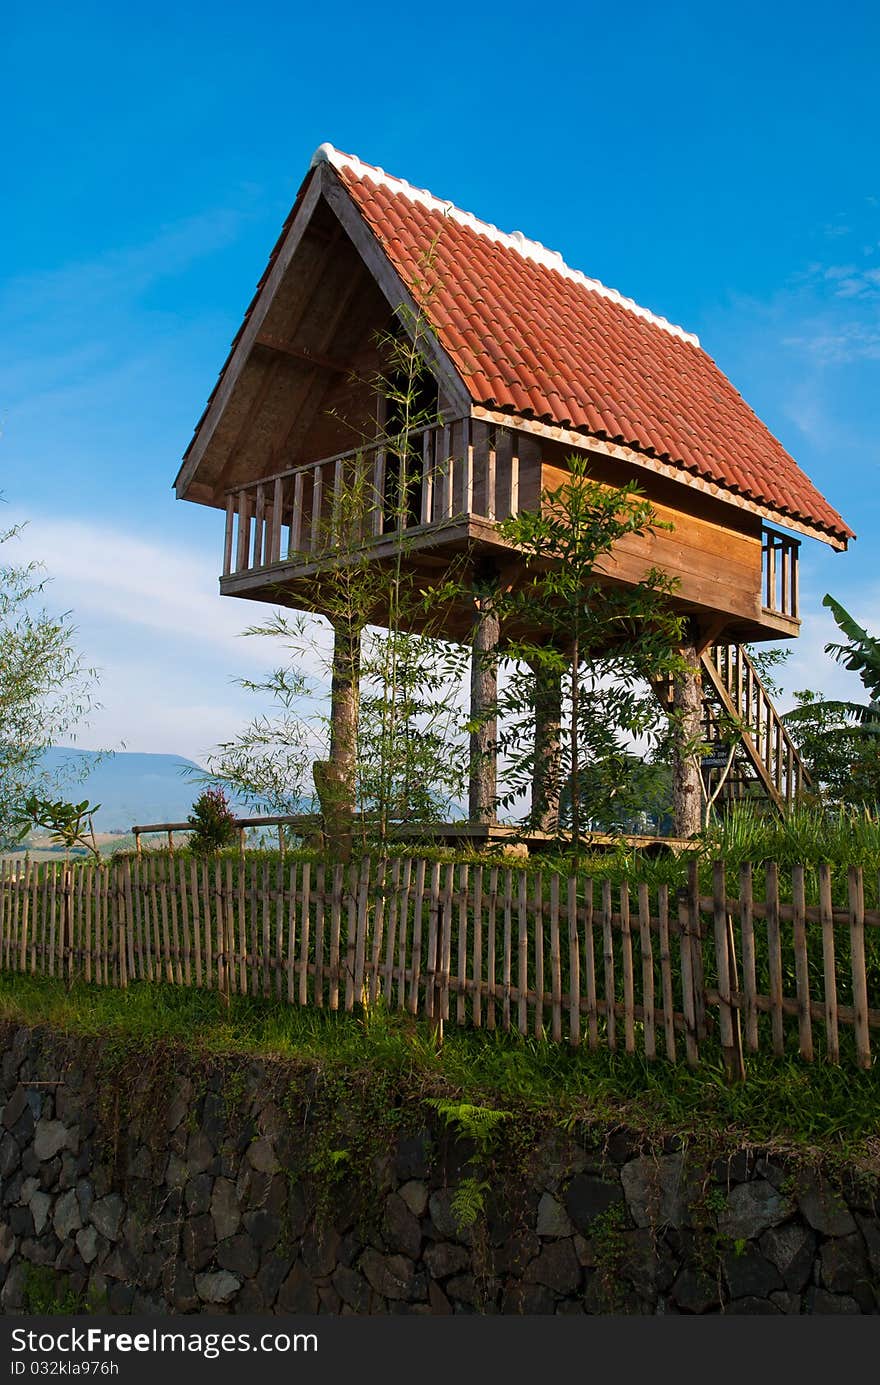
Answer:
[2,854,878,1070]
[702,644,810,810]
[761,528,799,622]
[222,419,523,578]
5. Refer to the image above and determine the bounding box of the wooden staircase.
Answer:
[656,644,810,815]
[700,644,810,812]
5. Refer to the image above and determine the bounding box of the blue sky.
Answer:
[2,0,879,761]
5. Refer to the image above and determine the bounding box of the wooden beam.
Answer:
[175,164,327,499]
[322,170,473,420]
[255,333,350,375]
[470,405,849,552]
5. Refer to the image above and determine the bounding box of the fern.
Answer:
[426,1098,512,1153]
[451,1175,490,1230]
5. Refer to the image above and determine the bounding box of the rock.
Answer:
[759,1223,816,1292]
[301,1227,341,1278]
[235,1281,265,1315]
[216,1234,259,1278]
[617,1228,676,1301]
[30,1191,52,1237]
[424,1242,470,1279]
[712,1151,754,1186]
[621,1154,697,1229]
[76,1226,99,1265]
[446,1274,481,1306]
[671,1268,719,1314]
[165,1083,193,1132]
[195,1271,241,1304]
[53,1187,82,1240]
[186,1132,214,1178]
[492,1231,540,1276]
[2,1086,27,1130]
[820,1234,870,1296]
[0,1132,19,1178]
[399,1180,428,1218]
[536,1193,574,1238]
[165,1262,199,1313]
[0,1224,15,1265]
[91,1194,124,1242]
[34,1120,74,1161]
[1,1262,29,1311]
[278,1263,319,1314]
[718,1181,792,1241]
[428,1280,452,1314]
[257,1254,293,1309]
[183,1214,216,1271]
[770,1291,802,1314]
[382,1192,421,1259]
[524,1239,581,1294]
[726,1296,781,1314]
[211,1178,241,1241]
[798,1178,857,1238]
[360,1249,414,1300]
[165,1153,188,1190]
[243,1209,281,1251]
[722,1245,783,1299]
[332,1264,373,1313]
[428,1189,473,1244]
[185,1173,212,1217]
[246,1138,279,1175]
[8,1205,32,1237]
[805,1288,861,1314]
[501,1281,555,1315]
[394,1132,432,1181]
[855,1213,880,1278]
[75,1179,94,1222]
[564,1175,624,1232]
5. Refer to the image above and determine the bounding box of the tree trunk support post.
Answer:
[529,657,562,834]
[469,569,500,825]
[315,620,361,860]
[671,628,704,838]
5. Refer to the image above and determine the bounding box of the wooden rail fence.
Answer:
[1,855,878,1071]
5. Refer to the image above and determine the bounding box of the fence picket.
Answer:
[849,866,871,1069]
[791,865,813,1061]
[677,885,698,1066]
[549,873,562,1044]
[300,861,313,1008]
[459,864,471,1028]
[657,883,675,1062]
[583,879,598,1050]
[818,864,839,1063]
[287,862,298,1006]
[408,860,425,1015]
[313,863,325,1007]
[533,871,544,1040]
[516,870,528,1035]
[601,879,615,1050]
[739,864,758,1052]
[765,862,784,1056]
[567,877,580,1048]
[638,882,655,1061]
[488,866,499,1031]
[620,882,634,1054]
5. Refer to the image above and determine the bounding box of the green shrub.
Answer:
[187,788,238,855]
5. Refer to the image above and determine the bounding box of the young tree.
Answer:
[494,456,684,855]
[0,511,99,846]
[782,595,880,808]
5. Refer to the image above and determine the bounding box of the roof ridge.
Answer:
[310,143,700,348]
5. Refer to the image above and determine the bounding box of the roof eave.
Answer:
[469,404,853,550]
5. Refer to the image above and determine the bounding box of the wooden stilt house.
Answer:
[174,144,853,831]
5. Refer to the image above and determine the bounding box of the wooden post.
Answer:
[315,620,361,860]
[529,658,562,834]
[468,569,499,825]
[670,631,704,837]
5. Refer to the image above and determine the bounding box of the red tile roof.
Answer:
[317,147,852,546]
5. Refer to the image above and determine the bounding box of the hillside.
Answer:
[35,747,228,832]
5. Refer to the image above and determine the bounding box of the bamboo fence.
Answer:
[1,854,879,1071]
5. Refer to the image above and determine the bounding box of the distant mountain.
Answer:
[35,748,247,833]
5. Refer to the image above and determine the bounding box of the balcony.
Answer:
[221,418,516,579]
[219,421,800,641]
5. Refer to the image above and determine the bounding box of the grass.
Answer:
[2,971,880,1172]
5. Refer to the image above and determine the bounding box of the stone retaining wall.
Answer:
[0,1024,878,1315]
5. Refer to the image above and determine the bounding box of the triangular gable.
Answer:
[176,145,852,550]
